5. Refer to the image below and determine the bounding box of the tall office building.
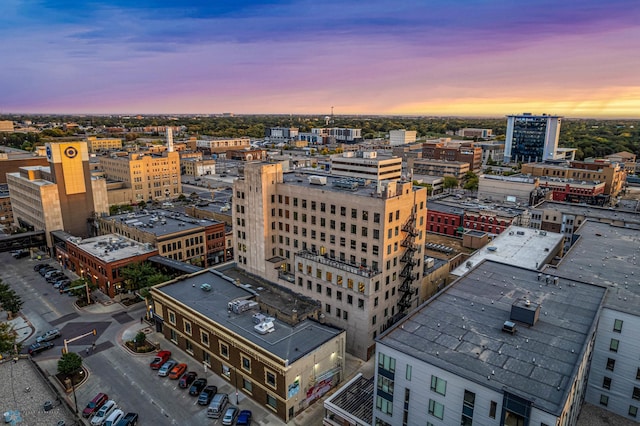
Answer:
[503,113,562,163]
[7,142,108,247]
[233,162,427,359]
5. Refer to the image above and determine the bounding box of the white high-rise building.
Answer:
[503,113,562,163]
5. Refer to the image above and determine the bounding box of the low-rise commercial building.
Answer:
[151,269,346,423]
[408,158,470,179]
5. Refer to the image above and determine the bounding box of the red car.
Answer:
[82,392,108,418]
[178,371,198,388]
[149,350,171,369]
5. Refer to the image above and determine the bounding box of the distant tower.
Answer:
[166,127,174,153]
[503,113,562,163]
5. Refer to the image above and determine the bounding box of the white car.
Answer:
[104,409,124,426]
[90,400,117,425]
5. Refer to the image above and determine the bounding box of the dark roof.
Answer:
[324,373,373,425]
[379,260,606,416]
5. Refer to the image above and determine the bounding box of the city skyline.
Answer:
[2,0,639,118]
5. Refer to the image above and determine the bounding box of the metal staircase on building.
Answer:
[398,213,418,314]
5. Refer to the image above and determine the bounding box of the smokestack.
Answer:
[166,127,174,152]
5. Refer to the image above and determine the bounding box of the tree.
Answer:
[0,283,23,319]
[121,262,169,293]
[443,176,459,191]
[0,322,18,356]
[58,352,83,376]
[134,331,147,350]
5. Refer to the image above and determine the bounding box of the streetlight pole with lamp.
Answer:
[234,366,239,405]
[69,370,84,414]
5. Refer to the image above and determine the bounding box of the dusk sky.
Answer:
[2,0,639,117]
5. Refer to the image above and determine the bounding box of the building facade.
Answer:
[331,152,402,182]
[389,130,417,146]
[233,162,427,359]
[503,113,562,163]
[151,269,346,422]
[407,158,470,179]
[86,136,123,152]
[422,141,483,172]
[195,137,251,154]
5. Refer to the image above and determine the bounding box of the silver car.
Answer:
[36,328,61,343]
[158,360,177,377]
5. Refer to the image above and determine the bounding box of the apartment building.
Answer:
[233,162,427,360]
[97,210,226,267]
[151,269,345,422]
[422,140,483,172]
[265,127,299,143]
[98,151,181,204]
[373,260,605,426]
[0,185,13,230]
[312,128,363,144]
[331,152,402,182]
[456,128,493,139]
[195,137,251,154]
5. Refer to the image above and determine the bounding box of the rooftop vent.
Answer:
[254,320,275,335]
[200,283,212,291]
[502,320,517,334]
[510,298,541,326]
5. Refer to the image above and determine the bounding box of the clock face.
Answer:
[64,146,78,158]
[46,145,52,160]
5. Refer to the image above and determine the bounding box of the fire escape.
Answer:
[398,212,418,314]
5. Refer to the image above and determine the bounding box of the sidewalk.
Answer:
[1,311,33,344]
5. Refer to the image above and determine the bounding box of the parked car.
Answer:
[12,250,29,259]
[28,341,54,355]
[197,385,217,405]
[46,273,66,283]
[189,378,207,396]
[115,412,138,426]
[36,328,61,343]
[39,266,56,276]
[33,263,48,271]
[44,270,61,279]
[221,406,238,425]
[104,408,124,426]
[82,393,109,418]
[236,410,252,426]
[54,280,71,289]
[90,400,117,426]
[178,371,197,388]
[168,363,187,379]
[149,350,171,369]
[157,360,177,377]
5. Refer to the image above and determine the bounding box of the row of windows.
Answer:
[600,395,638,417]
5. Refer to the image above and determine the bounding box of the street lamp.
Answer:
[234,366,239,405]
[69,370,84,414]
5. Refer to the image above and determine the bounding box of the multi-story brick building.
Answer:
[151,269,345,422]
[54,232,158,297]
[408,158,470,179]
[422,139,483,172]
[233,163,427,360]
[97,210,227,267]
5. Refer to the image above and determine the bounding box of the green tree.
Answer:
[121,262,169,292]
[57,352,83,376]
[0,322,18,356]
[0,283,23,319]
[443,176,459,191]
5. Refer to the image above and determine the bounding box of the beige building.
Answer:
[330,151,402,182]
[389,129,417,146]
[86,136,123,152]
[98,151,181,204]
[234,163,427,360]
[195,137,251,153]
[6,142,108,247]
[408,158,470,178]
[0,121,14,132]
[151,269,345,422]
[478,174,538,205]
[182,158,216,177]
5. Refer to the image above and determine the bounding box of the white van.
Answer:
[207,393,229,418]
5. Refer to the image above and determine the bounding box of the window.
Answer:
[428,399,444,420]
[358,298,364,309]
[378,353,396,373]
[242,378,252,393]
[168,310,176,325]
[377,375,394,395]
[265,370,276,388]
[376,395,393,415]
[430,375,447,395]
[374,213,380,223]
[326,304,331,314]
[200,331,209,346]
[462,390,475,426]
[603,377,612,390]
[405,365,412,381]
[630,405,638,418]
[634,387,640,401]
[614,319,623,332]
[266,394,277,410]
[337,291,342,301]
[241,355,251,373]
[170,329,178,343]
[607,358,616,371]
[489,401,497,418]
[600,394,609,406]
[220,342,229,359]
[637,368,640,381]
[183,320,192,335]
[185,340,193,354]
[610,338,620,352]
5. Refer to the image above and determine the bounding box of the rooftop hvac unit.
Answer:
[308,175,327,185]
[200,283,212,292]
[254,320,275,335]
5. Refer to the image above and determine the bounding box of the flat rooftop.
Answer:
[68,233,156,262]
[324,373,373,425]
[153,269,343,364]
[451,226,564,276]
[108,209,221,237]
[379,260,606,416]
[281,171,416,197]
[535,200,640,225]
[547,221,640,315]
